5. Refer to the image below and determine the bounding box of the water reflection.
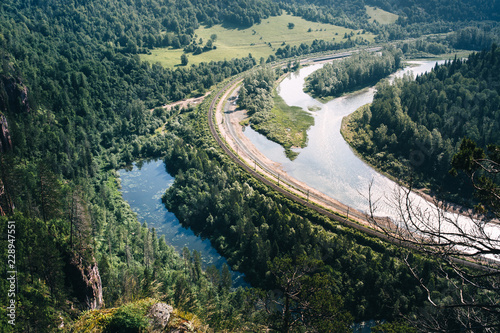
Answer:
[245,61,444,214]
[245,60,499,262]
[118,159,247,286]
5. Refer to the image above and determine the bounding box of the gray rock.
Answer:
[148,302,174,330]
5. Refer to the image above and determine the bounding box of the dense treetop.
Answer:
[369,0,499,23]
[1,0,499,331]
[304,47,402,99]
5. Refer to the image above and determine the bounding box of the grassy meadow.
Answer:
[242,90,315,160]
[141,14,376,67]
[365,6,399,25]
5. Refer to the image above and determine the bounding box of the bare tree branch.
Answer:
[365,177,500,331]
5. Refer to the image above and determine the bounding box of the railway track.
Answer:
[207,76,404,243]
[206,54,498,272]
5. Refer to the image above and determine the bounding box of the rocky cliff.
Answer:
[0,75,31,153]
[67,252,105,311]
[0,114,11,153]
[71,298,205,332]
[0,75,31,115]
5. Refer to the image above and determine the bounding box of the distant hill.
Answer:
[367,0,499,23]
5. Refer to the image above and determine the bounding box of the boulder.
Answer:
[148,302,174,330]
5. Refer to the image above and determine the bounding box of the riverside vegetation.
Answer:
[304,47,403,101]
[0,0,499,331]
[341,46,500,206]
[238,65,315,159]
[238,46,403,160]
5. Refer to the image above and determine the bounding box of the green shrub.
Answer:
[104,302,151,333]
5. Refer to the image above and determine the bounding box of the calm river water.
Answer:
[118,59,498,273]
[244,60,499,261]
[118,159,246,285]
[244,60,444,216]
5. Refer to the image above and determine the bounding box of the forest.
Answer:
[342,46,500,205]
[0,0,499,331]
[238,66,277,118]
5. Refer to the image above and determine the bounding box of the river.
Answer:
[244,60,443,216]
[117,60,497,275]
[243,60,499,261]
[118,159,247,286]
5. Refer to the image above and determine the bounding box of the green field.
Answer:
[141,14,375,67]
[243,90,315,160]
[365,6,399,25]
